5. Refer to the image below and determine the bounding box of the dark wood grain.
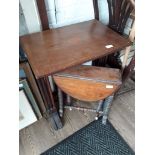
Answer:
[37,77,56,111]
[36,0,49,30]
[20,20,131,79]
[107,0,134,35]
[37,77,63,130]
[93,0,99,20]
[53,65,121,102]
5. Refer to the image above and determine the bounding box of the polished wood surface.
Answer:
[54,65,121,83]
[53,66,122,102]
[20,20,131,79]
[54,77,120,102]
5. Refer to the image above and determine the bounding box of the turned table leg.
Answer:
[58,88,63,117]
[95,100,104,120]
[102,95,114,125]
[66,95,71,106]
[37,76,63,130]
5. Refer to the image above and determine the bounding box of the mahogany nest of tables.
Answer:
[20,19,131,130]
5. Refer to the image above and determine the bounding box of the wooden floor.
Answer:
[19,79,135,155]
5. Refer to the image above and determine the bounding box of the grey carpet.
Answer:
[41,118,134,155]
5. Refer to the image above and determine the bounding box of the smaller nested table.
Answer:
[20,19,131,130]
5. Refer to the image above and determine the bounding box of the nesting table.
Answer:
[20,19,131,130]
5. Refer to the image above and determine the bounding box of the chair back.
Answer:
[93,0,134,35]
[107,0,134,35]
[92,0,135,78]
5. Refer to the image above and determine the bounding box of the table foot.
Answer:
[37,77,63,130]
[48,111,63,130]
[102,95,114,125]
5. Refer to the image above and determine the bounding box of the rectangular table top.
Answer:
[20,19,131,79]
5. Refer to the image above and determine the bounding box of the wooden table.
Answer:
[20,19,131,130]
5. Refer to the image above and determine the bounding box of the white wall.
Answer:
[45,0,95,28]
[45,0,110,28]
[19,3,29,36]
[98,0,109,25]
[20,0,41,35]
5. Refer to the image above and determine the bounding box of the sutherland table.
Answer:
[20,19,131,130]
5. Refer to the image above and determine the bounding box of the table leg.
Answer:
[102,95,114,125]
[37,76,63,130]
[58,88,63,117]
[66,95,71,106]
[95,100,104,120]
